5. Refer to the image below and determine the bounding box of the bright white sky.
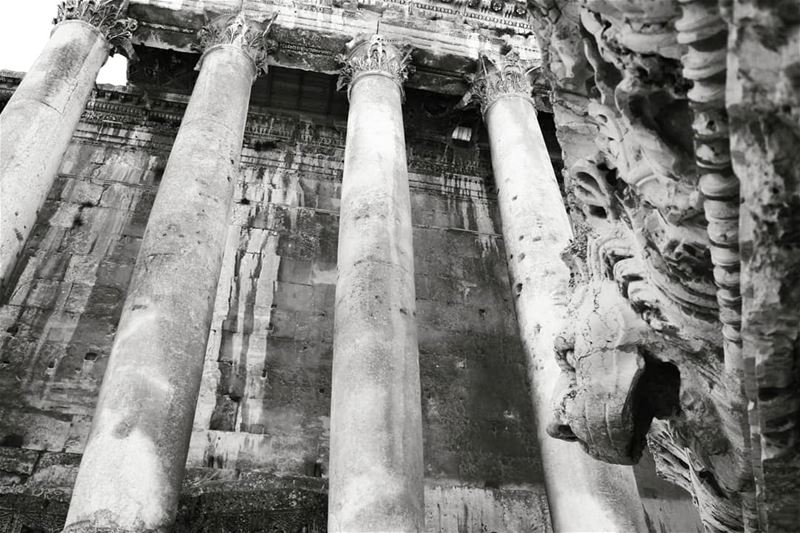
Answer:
[0,0,128,85]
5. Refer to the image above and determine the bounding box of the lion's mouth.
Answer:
[628,353,682,462]
[547,421,579,442]
[547,352,681,466]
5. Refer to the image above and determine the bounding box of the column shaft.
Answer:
[328,68,424,530]
[65,45,254,531]
[0,20,109,292]
[485,95,648,531]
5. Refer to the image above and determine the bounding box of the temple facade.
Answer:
[0,0,797,531]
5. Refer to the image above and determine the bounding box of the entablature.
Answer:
[128,0,540,95]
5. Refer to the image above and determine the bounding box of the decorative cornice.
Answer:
[337,34,412,99]
[54,0,138,58]
[196,12,277,77]
[470,50,536,115]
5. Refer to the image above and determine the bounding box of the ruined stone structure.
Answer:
[0,0,797,531]
[532,0,800,532]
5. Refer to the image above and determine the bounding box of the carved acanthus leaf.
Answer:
[471,51,537,114]
[337,35,413,97]
[54,0,137,58]
[197,12,277,76]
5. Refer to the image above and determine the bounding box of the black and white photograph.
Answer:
[0,0,798,531]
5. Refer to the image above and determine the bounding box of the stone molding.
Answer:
[196,12,277,77]
[471,50,536,115]
[54,0,138,57]
[124,0,542,97]
[0,73,493,194]
[338,34,412,99]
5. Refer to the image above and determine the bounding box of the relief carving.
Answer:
[524,0,770,529]
[548,233,653,465]
[337,34,413,98]
[676,0,742,372]
[469,50,537,114]
[54,0,137,57]
[196,12,277,76]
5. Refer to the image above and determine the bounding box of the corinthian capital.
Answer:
[338,35,412,99]
[54,0,138,57]
[471,51,536,114]
[197,12,276,77]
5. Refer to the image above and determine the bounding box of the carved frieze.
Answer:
[0,71,493,200]
[196,12,277,76]
[54,0,137,57]
[337,34,412,98]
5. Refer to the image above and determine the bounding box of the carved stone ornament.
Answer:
[54,0,138,58]
[337,34,413,99]
[676,0,742,372]
[196,12,277,77]
[471,51,536,115]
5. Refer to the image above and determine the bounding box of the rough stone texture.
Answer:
[125,0,541,96]
[0,71,551,530]
[729,1,800,530]
[525,0,799,530]
[0,449,548,533]
[64,44,256,531]
[3,0,795,529]
[0,78,169,461]
[0,21,110,295]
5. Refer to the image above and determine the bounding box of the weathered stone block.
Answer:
[47,203,82,229]
[58,229,98,256]
[208,395,239,432]
[36,252,71,282]
[0,447,39,476]
[273,281,313,313]
[17,279,63,310]
[277,258,313,285]
[62,415,92,454]
[0,408,72,451]
[60,180,104,206]
[268,308,299,339]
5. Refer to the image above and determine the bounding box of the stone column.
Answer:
[328,35,424,532]
[64,13,272,531]
[474,52,648,531]
[0,0,136,294]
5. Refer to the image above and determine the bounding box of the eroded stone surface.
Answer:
[527,0,799,530]
[729,1,800,530]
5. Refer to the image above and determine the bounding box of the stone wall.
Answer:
[0,73,550,532]
[0,107,168,455]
